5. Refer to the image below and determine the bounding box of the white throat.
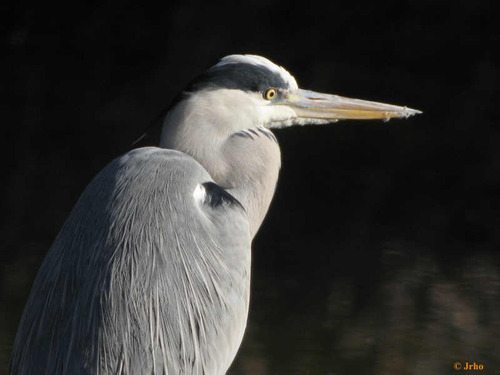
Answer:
[160,90,283,237]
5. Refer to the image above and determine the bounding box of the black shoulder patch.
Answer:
[201,182,245,211]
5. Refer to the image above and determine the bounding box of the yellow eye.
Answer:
[264,88,277,100]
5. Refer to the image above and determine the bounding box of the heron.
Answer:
[11,54,420,374]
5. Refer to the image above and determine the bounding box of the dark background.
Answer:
[1,1,499,374]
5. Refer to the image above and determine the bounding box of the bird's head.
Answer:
[160,54,421,146]
[158,54,421,236]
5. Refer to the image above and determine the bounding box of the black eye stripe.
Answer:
[184,63,290,94]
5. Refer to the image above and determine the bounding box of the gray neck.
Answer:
[159,98,281,238]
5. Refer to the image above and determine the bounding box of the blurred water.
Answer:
[229,242,499,374]
[2,242,498,374]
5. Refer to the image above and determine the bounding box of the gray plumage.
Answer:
[11,54,420,374]
[12,148,250,374]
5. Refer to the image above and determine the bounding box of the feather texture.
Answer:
[11,148,251,374]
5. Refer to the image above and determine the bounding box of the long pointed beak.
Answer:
[285,89,421,121]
